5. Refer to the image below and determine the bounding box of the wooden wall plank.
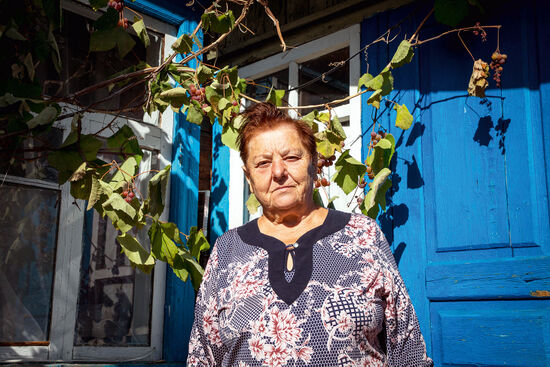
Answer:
[431,300,550,366]
[426,256,550,300]
[163,18,202,363]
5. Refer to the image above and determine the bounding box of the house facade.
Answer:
[1,0,549,366]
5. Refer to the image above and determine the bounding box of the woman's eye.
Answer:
[285,156,299,161]
[257,161,270,167]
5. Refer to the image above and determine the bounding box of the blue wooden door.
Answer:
[361,1,550,365]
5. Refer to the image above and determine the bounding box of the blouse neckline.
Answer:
[237,209,351,304]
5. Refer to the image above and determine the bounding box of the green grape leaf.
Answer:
[90,27,136,58]
[221,122,240,150]
[367,90,382,109]
[87,175,102,210]
[106,125,143,165]
[315,130,342,158]
[330,115,347,139]
[47,150,83,184]
[69,162,88,182]
[160,87,190,110]
[379,69,394,96]
[218,97,231,111]
[103,192,137,218]
[117,233,155,273]
[174,249,204,290]
[333,150,367,195]
[80,135,103,161]
[361,168,392,219]
[246,193,261,215]
[132,17,150,47]
[23,53,35,81]
[312,189,324,207]
[197,64,214,84]
[186,103,204,125]
[93,7,118,30]
[366,138,393,175]
[266,88,286,107]
[109,156,139,190]
[187,226,210,262]
[358,73,374,91]
[434,0,470,27]
[149,220,181,265]
[172,34,193,53]
[302,111,320,133]
[390,40,414,68]
[147,165,170,218]
[26,106,59,129]
[395,103,413,130]
[90,0,109,10]
[201,10,235,34]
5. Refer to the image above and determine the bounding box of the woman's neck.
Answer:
[258,205,328,245]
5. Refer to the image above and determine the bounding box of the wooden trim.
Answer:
[219,0,413,66]
[0,342,50,346]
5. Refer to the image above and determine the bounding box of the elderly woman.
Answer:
[187,102,432,366]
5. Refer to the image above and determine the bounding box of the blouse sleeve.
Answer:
[186,242,227,366]
[374,226,433,367]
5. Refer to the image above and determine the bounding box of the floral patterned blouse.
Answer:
[187,210,433,366]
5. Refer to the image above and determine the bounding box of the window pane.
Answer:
[246,69,289,106]
[0,128,63,183]
[299,48,349,114]
[74,152,155,346]
[40,10,162,121]
[0,183,60,343]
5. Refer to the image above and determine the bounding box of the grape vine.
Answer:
[0,0,506,287]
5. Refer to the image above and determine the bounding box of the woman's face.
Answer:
[243,124,316,215]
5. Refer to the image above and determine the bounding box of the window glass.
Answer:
[74,151,156,346]
[246,69,289,106]
[41,10,162,121]
[0,128,63,183]
[298,48,349,114]
[0,183,60,343]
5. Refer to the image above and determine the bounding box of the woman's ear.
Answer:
[242,165,254,194]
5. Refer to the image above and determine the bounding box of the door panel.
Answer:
[431,300,550,367]
[361,1,550,365]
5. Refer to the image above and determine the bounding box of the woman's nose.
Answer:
[271,158,286,179]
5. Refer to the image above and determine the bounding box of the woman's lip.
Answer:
[274,185,294,191]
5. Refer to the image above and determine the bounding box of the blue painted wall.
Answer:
[164,18,202,363]
[209,122,230,244]
[360,1,550,365]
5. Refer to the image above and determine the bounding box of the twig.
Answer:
[412,25,502,46]
[409,8,434,42]
[458,31,475,61]
[257,0,287,52]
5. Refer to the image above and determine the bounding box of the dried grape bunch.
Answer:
[315,152,335,188]
[490,52,507,88]
[472,22,487,42]
[366,130,386,179]
[107,0,129,29]
[468,59,490,97]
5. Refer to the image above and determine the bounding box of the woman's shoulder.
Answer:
[341,210,379,230]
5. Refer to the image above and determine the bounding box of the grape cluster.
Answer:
[368,130,386,150]
[121,187,135,203]
[472,22,487,42]
[490,52,507,88]
[107,0,128,29]
[366,130,386,179]
[189,83,209,110]
[315,152,335,188]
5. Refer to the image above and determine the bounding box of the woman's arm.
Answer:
[374,225,433,367]
[187,243,227,366]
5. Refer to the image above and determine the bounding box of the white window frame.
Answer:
[228,24,361,228]
[0,2,178,363]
